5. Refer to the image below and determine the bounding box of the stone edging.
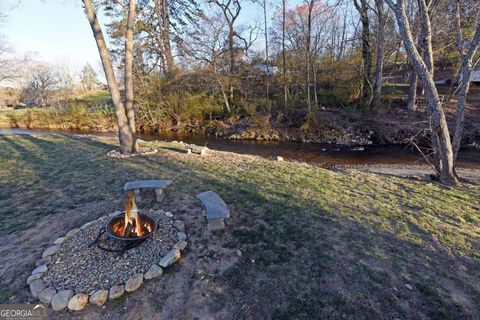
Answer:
[106,147,158,159]
[28,211,187,312]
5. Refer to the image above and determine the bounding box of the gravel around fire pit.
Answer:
[30,208,187,311]
[42,209,175,293]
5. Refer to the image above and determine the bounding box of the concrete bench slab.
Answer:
[196,191,230,220]
[124,180,172,202]
[186,144,208,157]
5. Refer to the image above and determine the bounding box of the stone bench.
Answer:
[124,180,172,202]
[186,144,208,157]
[196,191,230,231]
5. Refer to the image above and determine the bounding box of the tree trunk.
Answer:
[407,64,417,111]
[228,28,235,102]
[354,0,372,103]
[385,0,455,185]
[124,0,140,152]
[371,0,387,108]
[82,0,137,154]
[452,21,480,160]
[306,1,314,118]
[282,0,288,113]
[263,0,270,99]
[159,0,176,78]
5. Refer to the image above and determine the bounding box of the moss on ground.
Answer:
[0,134,479,319]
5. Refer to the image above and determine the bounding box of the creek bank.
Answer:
[1,107,479,147]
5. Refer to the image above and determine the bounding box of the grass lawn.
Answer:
[0,134,479,319]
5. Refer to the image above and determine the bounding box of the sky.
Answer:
[1,0,303,73]
[2,0,102,71]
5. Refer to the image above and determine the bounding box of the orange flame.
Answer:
[111,191,152,237]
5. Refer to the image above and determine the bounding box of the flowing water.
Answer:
[1,128,479,168]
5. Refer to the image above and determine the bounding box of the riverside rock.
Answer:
[174,220,185,232]
[177,232,187,241]
[38,288,56,304]
[51,290,74,311]
[109,285,124,299]
[89,290,108,307]
[125,274,144,292]
[53,237,66,244]
[27,273,42,285]
[42,245,60,259]
[144,264,163,280]
[174,240,188,251]
[29,279,45,297]
[159,249,181,268]
[68,293,89,311]
[66,228,80,237]
[31,264,48,275]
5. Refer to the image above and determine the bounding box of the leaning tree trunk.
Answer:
[83,0,137,154]
[386,0,455,185]
[124,0,140,153]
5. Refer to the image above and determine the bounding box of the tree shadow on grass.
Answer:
[0,134,478,319]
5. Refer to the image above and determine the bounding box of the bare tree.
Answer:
[179,12,231,112]
[157,0,177,78]
[385,0,456,185]
[124,0,140,152]
[23,67,58,106]
[371,0,389,107]
[282,0,288,112]
[208,0,242,104]
[0,37,17,84]
[79,63,98,91]
[354,0,372,103]
[451,0,480,161]
[82,0,138,154]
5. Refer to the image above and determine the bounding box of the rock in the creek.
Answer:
[51,290,74,311]
[89,290,108,307]
[29,279,45,297]
[174,220,185,232]
[144,264,163,280]
[125,274,144,292]
[174,240,187,251]
[53,237,66,244]
[68,293,89,311]
[177,232,187,241]
[109,285,124,299]
[27,273,42,285]
[159,249,181,268]
[42,245,60,259]
[38,288,56,304]
[65,228,80,237]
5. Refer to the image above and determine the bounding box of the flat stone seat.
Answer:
[186,144,208,156]
[196,191,230,221]
[124,180,172,202]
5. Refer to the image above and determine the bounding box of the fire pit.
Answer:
[90,192,158,253]
[28,190,188,312]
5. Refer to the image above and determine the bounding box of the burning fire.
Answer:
[112,191,153,238]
